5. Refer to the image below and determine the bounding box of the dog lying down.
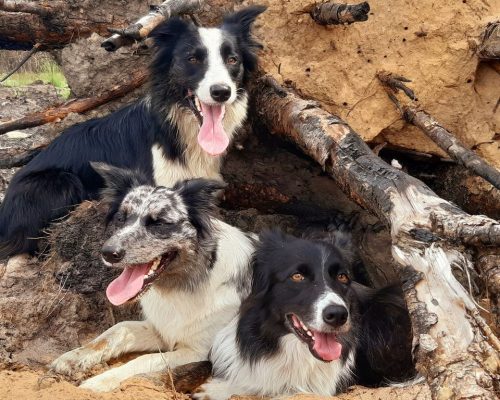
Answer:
[50,164,256,392]
[195,231,415,399]
[50,164,413,395]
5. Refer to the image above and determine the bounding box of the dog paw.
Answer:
[50,347,103,378]
[192,379,235,400]
[79,372,121,393]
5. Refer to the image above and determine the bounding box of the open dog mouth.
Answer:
[105,251,177,306]
[286,313,343,363]
[186,89,229,156]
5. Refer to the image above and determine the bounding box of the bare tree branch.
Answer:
[377,71,500,190]
[0,43,42,83]
[0,69,147,135]
[101,0,202,52]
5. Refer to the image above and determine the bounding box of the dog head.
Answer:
[149,6,266,155]
[92,163,224,306]
[242,230,361,363]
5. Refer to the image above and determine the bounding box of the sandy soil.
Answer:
[0,369,431,400]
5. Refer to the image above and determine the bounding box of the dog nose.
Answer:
[102,245,125,264]
[322,305,348,327]
[210,84,231,102]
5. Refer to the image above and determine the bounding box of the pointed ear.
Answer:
[149,17,192,47]
[90,162,151,206]
[174,179,227,238]
[222,6,266,72]
[222,5,267,41]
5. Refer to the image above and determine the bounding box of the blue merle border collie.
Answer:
[195,231,414,399]
[0,5,266,260]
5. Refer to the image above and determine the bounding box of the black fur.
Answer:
[0,7,265,260]
[236,231,414,386]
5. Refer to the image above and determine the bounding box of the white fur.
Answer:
[50,219,255,392]
[196,318,355,400]
[196,28,237,105]
[311,291,348,331]
[152,94,248,187]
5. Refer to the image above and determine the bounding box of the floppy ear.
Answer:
[90,162,151,214]
[174,178,227,238]
[222,6,267,72]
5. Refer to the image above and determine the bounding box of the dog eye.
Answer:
[226,56,238,65]
[115,212,127,223]
[290,273,305,282]
[187,56,199,64]
[337,273,350,284]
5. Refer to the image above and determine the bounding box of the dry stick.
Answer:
[0,42,42,83]
[309,1,370,25]
[101,0,202,52]
[377,71,500,190]
[0,0,64,16]
[478,21,500,60]
[0,69,148,135]
[0,147,42,169]
[251,75,500,399]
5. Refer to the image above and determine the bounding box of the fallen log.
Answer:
[305,1,370,25]
[377,71,500,191]
[251,75,500,399]
[0,69,147,135]
[478,21,500,60]
[101,0,202,52]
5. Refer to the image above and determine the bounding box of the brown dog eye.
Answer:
[291,273,305,282]
[227,56,238,65]
[188,56,198,64]
[337,273,349,284]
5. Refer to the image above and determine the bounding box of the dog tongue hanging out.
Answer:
[197,102,228,156]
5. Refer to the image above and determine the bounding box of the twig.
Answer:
[0,69,148,135]
[308,2,370,26]
[0,43,42,83]
[377,71,500,190]
[0,147,42,169]
[101,0,202,52]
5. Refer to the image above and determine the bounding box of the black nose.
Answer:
[102,245,125,264]
[322,305,348,327]
[210,84,231,102]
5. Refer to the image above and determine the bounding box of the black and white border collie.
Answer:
[50,164,256,392]
[0,6,266,260]
[195,231,414,399]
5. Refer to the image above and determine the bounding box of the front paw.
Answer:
[193,379,235,400]
[80,372,121,392]
[50,346,103,379]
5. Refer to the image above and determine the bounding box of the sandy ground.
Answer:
[0,369,431,400]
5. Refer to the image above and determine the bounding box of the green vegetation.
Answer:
[1,60,71,99]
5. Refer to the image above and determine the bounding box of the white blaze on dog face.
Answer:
[311,291,348,331]
[196,28,238,105]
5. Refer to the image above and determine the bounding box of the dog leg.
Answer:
[193,378,243,400]
[50,320,162,378]
[79,348,203,392]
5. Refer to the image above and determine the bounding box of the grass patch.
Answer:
[1,60,71,99]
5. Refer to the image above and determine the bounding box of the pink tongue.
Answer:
[312,331,343,361]
[197,102,229,156]
[106,264,151,306]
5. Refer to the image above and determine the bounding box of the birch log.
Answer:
[251,76,500,399]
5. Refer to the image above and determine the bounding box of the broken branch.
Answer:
[0,69,148,135]
[478,21,500,60]
[0,0,64,16]
[377,71,500,190]
[0,43,41,83]
[251,75,499,399]
[101,0,202,52]
[308,1,370,26]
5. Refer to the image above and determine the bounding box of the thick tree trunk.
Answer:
[0,0,149,50]
[251,76,500,399]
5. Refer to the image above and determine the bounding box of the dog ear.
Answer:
[149,17,192,47]
[222,6,267,72]
[91,162,151,208]
[174,178,227,238]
